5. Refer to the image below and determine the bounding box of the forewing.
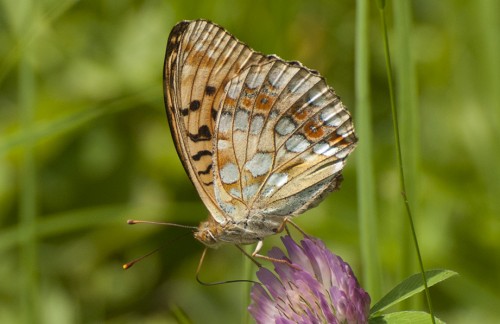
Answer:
[164,20,272,219]
[212,60,357,219]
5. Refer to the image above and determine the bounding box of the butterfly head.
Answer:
[194,218,225,248]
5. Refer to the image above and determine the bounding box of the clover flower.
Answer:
[248,235,370,324]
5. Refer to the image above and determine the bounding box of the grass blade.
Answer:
[18,13,39,324]
[392,0,420,309]
[355,0,381,300]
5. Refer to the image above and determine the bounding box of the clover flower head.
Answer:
[249,235,370,324]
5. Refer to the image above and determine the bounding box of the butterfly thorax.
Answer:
[194,215,282,248]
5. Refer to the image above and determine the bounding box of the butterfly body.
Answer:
[194,216,282,248]
[164,20,357,248]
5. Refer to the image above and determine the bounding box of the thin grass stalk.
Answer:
[392,0,420,309]
[19,35,39,324]
[243,245,253,324]
[376,0,434,322]
[355,0,381,299]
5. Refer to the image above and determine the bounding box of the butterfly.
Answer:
[163,19,357,249]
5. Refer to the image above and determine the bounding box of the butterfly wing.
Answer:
[212,60,357,221]
[164,20,273,219]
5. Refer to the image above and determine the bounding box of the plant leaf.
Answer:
[369,311,445,324]
[370,269,457,315]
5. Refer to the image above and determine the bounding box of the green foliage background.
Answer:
[1,0,499,323]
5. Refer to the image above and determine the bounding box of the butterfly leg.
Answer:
[275,218,290,235]
[251,240,300,270]
[280,218,308,237]
[235,242,290,269]
[251,240,264,257]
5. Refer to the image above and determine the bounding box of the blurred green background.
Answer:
[1,0,499,323]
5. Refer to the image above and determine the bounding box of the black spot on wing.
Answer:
[180,100,201,116]
[190,100,200,111]
[197,164,213,175]
[211,107,218,121]
[192,150,212,161]
[205,85,216,96]
[188,125,212,142]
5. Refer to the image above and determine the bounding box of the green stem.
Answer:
[377,3,434,323]
[243,245,253,324]
[393,0,420,310]
[355,0,381,300]
[19,40,39,324]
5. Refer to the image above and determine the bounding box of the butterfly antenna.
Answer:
[195,247,262,286]
[123,246,161,270]
[123,231,192,269]
[127,219,197,230]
